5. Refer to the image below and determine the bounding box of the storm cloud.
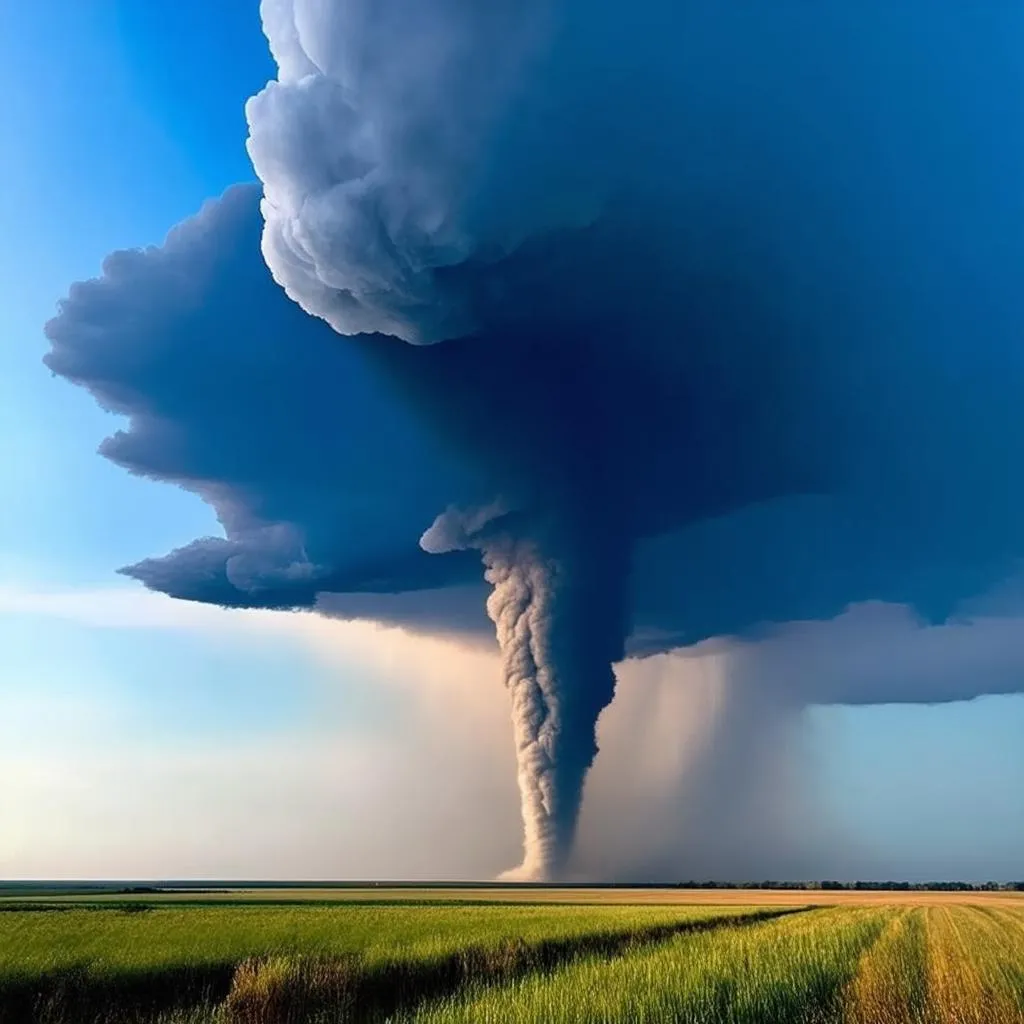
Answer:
[46,3,1024,876]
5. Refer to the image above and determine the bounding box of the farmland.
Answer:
[1,888,1022,1022]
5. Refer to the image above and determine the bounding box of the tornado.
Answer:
[424,509,627,878]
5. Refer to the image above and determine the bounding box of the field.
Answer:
[1,888,1022,1022]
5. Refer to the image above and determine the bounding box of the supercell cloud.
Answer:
[47,3,1024,877]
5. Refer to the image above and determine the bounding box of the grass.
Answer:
[924,906,1024,1023]
[841,908,930,1023]
[1,890,1022,1023]
[0,902,764,1023]
[413,906,884,1024]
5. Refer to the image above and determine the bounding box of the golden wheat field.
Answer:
[1,888,1022,1022]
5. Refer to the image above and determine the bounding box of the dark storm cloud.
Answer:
[242,0,1024,635]
[46,2,1024,875]
[45,185,830,628]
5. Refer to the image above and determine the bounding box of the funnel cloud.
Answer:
[424,507,628,877]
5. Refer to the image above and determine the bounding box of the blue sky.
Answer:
[1,0,1023,882]
[0,0,268,584]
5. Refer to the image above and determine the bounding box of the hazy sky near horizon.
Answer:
[2,1,1024,882]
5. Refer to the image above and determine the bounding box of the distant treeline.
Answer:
[3,879,1023,895]
[682,881,1024,892]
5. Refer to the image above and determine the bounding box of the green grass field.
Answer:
[1,889,1022,1022]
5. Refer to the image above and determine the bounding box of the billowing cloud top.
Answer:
[248,0,611,343]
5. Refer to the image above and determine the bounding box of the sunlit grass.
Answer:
[841,908,929,1023]
[413,907,884,1024]
[0,903,752,977]
[924,906,1024,1023]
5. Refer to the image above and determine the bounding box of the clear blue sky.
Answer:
[1,0,1022,882]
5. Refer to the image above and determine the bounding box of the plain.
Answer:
[1,887,1022,1023]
